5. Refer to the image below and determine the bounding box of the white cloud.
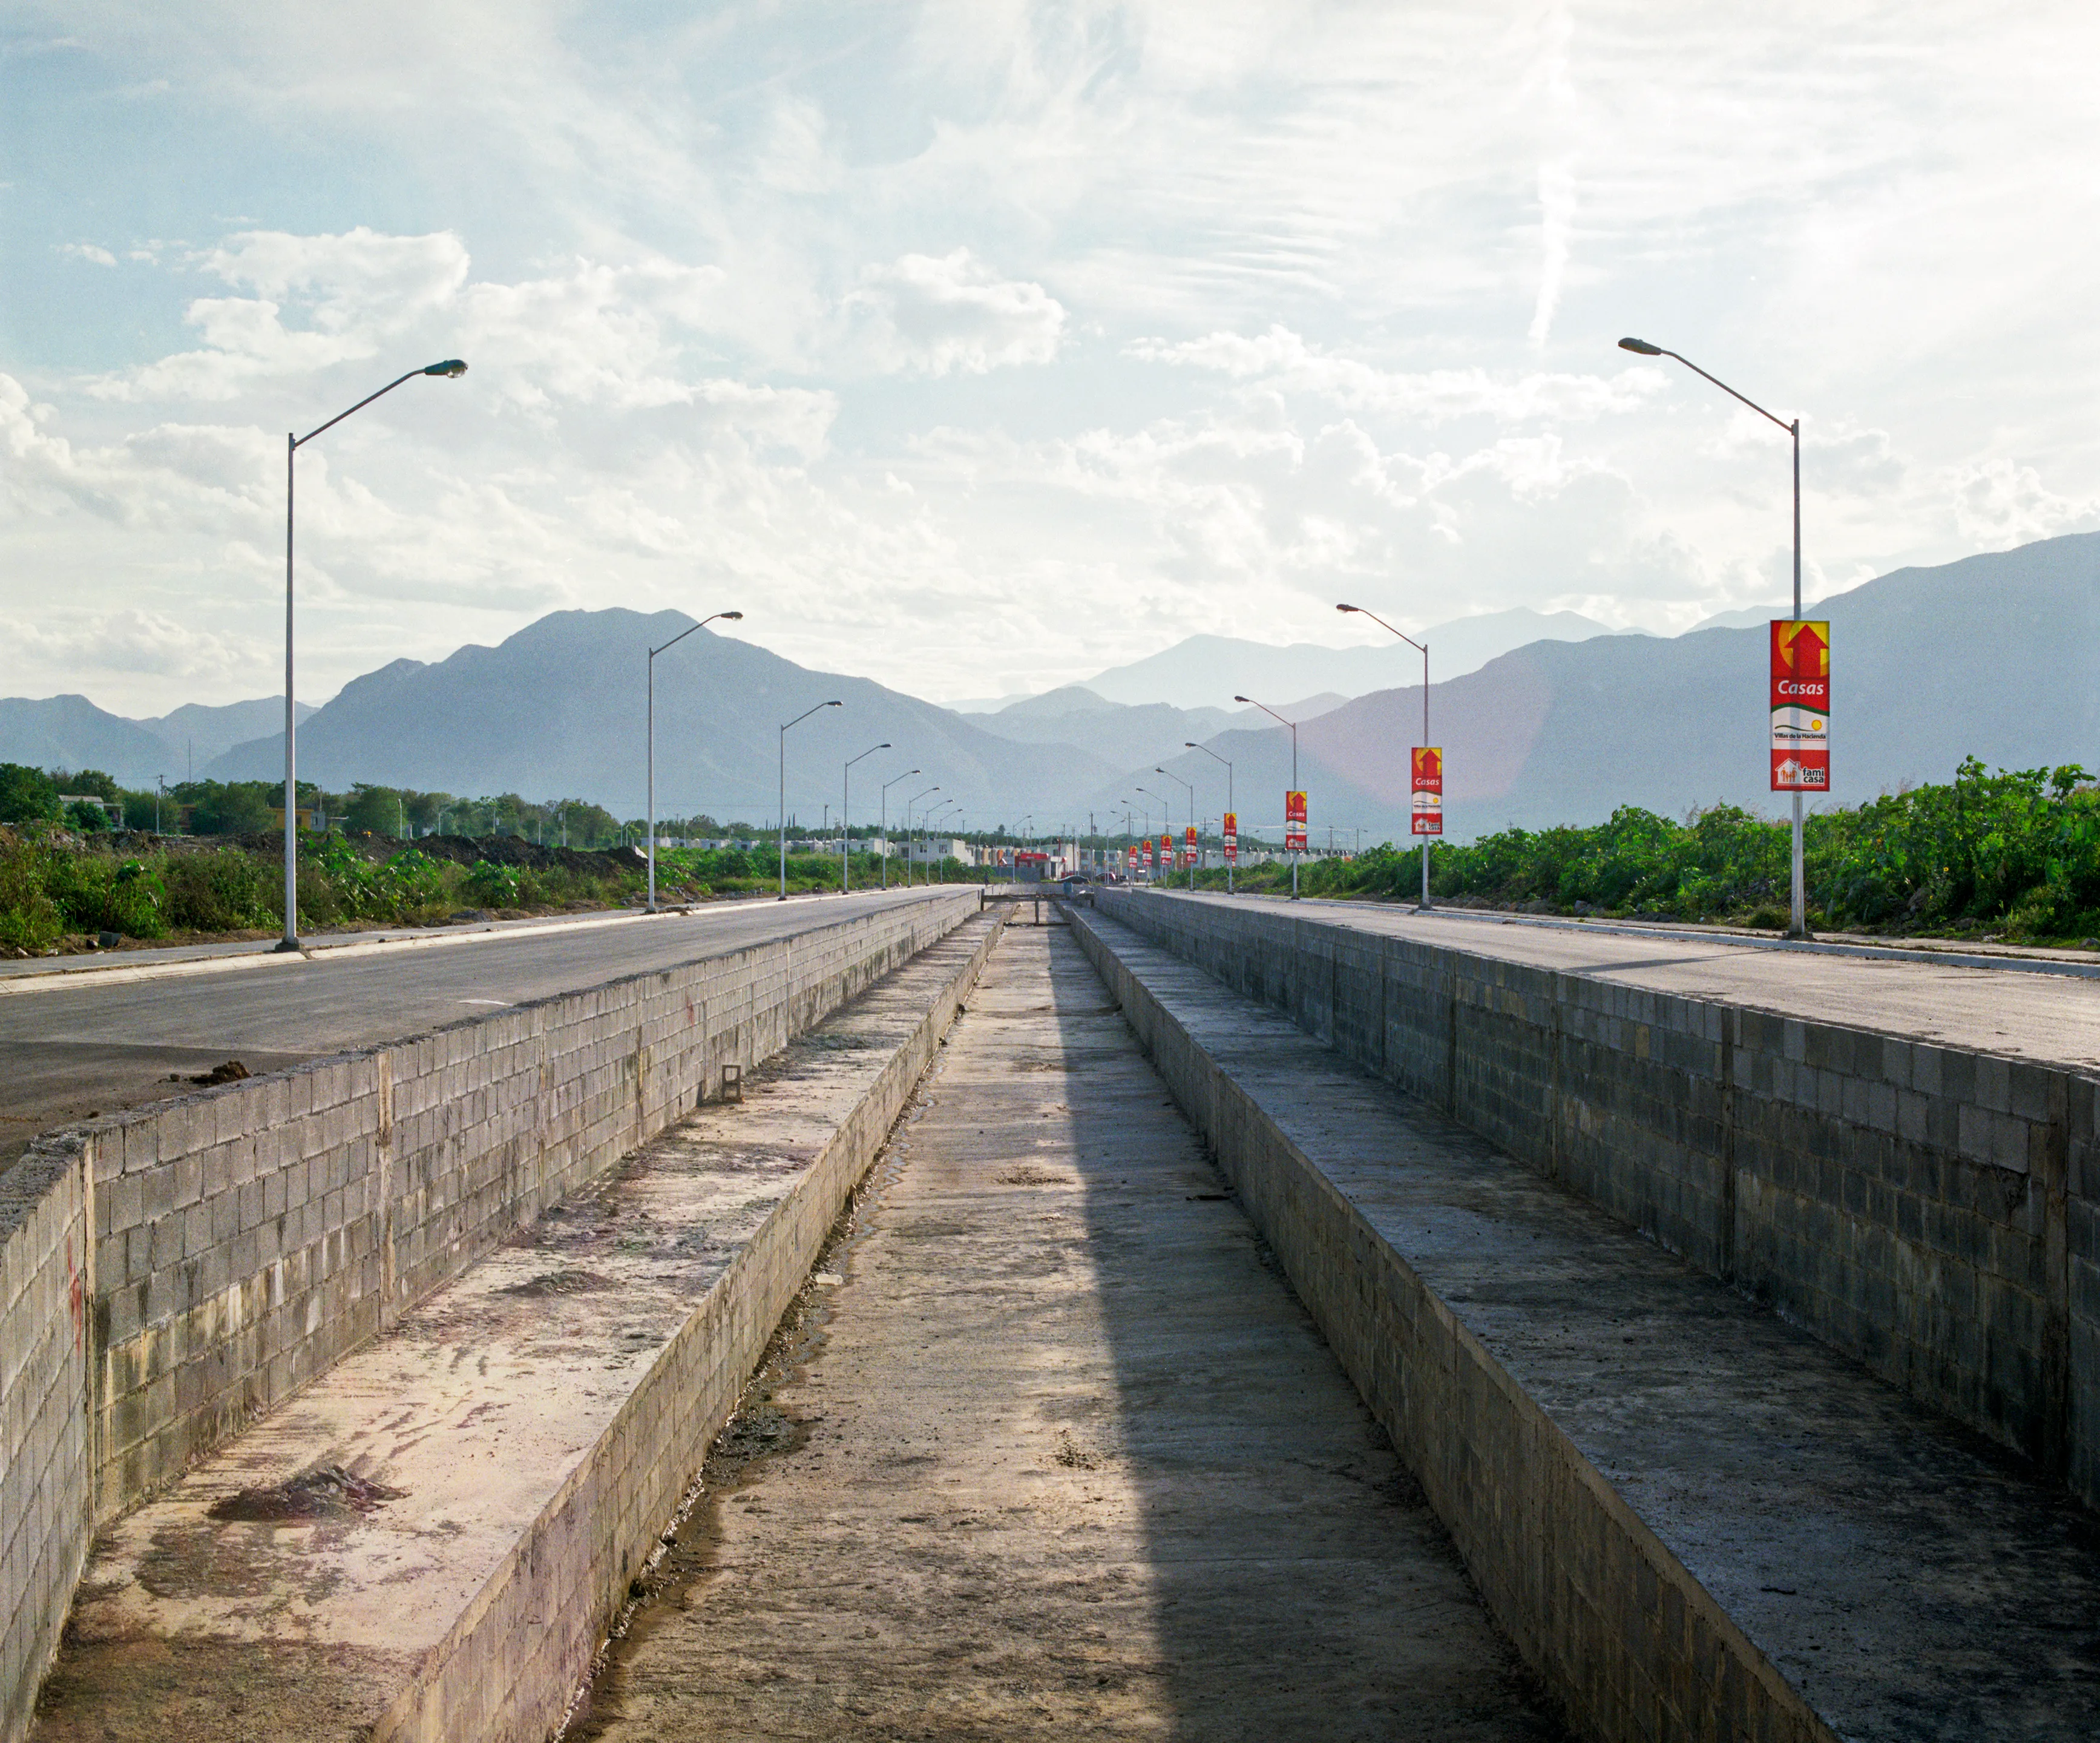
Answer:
[8,609,258,684]
[1129,326,1662,424]
[846,249,1066,376]
[57,242,117,266]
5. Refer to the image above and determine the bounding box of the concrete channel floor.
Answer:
[570,919,1566,1743]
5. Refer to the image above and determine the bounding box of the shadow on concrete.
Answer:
[1029,913,1566,1741]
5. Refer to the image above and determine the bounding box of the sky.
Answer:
[6,1,2100,715]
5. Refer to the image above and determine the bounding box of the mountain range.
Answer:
[1130,531,2100,843]
[5,533,2097,841]
[0,695,315,789]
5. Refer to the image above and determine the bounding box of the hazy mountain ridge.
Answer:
[203,609,1119,826]
[8,534,2098,841]
[1120,531,2100,842]
[0,695,318,786]
[1077,606,1624,711]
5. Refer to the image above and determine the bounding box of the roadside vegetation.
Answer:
[0,763,983,956]
[1196,760,2100,944]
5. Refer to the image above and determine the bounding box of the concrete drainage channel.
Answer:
[22,908,1005,1743]
[1067,901,2100,1743]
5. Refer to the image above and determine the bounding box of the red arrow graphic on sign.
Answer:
[1789,622,1826,680]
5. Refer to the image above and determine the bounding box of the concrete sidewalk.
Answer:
[1155,891,2100,1071]
[573,919,1563,1742]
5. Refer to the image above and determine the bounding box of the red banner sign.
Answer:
[1126,844,1139,870]
[1770,620,1829,791]
[1141,838,1153,868]
[1222,810,1238,864]
[1160,834,1173,870]
[1411,745,1444,837]
[1284,790,1307,852]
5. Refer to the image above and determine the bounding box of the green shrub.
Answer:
[0,764,59,826]
[163,850,275,931]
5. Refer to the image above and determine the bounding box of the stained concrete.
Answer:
[571,919,1564,1742]
[1072,904,2100,1742]
[26,914,999,1743]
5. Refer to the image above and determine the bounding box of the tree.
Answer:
[0,763,59,824]
[52,768,122,802]
[185,780,277,836]
[343,784,404,837]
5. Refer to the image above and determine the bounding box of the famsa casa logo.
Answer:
[1773,758,1828,786]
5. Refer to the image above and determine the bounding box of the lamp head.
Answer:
[1336,602,1359,613]
[1618,336,1664,356]
[1233,695,1252,704]
[878,741,891,749]
[825,699,841,707]
[423,359,468,377]
[720,610,743,620]
[1185,741,1198,748]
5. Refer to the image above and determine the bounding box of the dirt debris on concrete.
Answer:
[566,921,1565,1742]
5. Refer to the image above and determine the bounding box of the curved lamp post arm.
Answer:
[778,700,842,899]
[648,608,743,912]
[878,767,920,890]
[1621,333,1808,935]
[841,741,890,895]
[1233,694,1301,898]
[280,358,467,951]
[1337,602,1433,910]
[1186,740,1235,892]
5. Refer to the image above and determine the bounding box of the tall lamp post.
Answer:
[1335,603,1431,910]
[904,786,940,886]
[879,768,920,889]
[779,700,842,899]
[842,742,890,895]
[1619,335,1809,937]
[280,358,467,950]
[1153,766,1194,890]
[1234,695,1299,899]
[1135,789,1168,886]
[928,801,961,881]
[648,609,743,911]
[1186,742,1233,894]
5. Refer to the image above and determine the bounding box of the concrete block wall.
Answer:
[1100,890,2100,1509]
[1069,906,1829,1743]
[0,1137,93,1743]
[0,892,974,1743]
[376,913,1005,1743]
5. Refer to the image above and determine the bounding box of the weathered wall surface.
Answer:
[0,891,975,1743]
[1069,904,1833,1743]
[0,1142,91,1743]
[1097,890,2100,1512]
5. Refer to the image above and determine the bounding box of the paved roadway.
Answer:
[1153,891,2100,1072]
[0,887,959,1169]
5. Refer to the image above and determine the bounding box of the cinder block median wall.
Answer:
[1099,889,2100,1511]
[0,892,974,1743]
[0,1139,91,1743]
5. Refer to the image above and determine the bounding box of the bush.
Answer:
[164,849,277,931]
[0,764,58,826]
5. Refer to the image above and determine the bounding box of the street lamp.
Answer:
[1336,603,1431,910]
[1134,789,1168,885]
[279,358,467,950]
[880,768,920,889]
[1153,766,1194,890]
[842,742,890,895]
[1619,335,1809,937]
[904,786,940,885]
[648,609,742,911]
[928,801,961,880]
[779,700,842,899]
[1186,741,1234,894]
[1234,695,1300,899]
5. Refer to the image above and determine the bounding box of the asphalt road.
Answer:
[1156,891,2100,1072]
[1,887,963,1169]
